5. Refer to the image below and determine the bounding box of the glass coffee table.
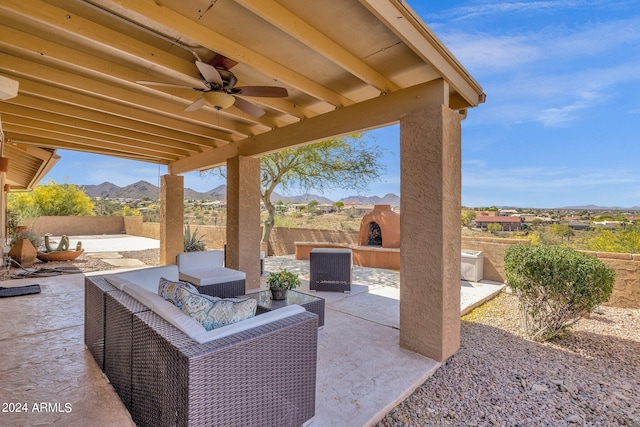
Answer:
[244,290,325,327]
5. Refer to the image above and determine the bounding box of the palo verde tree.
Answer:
[551,223,575,243]
[259,134,383,244]
[208,134,384,244]
[8,179,94,225]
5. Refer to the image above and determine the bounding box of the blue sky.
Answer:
[43,0,640,208]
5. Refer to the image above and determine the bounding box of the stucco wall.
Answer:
[32,216,125,235]
[268,227,358,256]
[583,251,640,309]
[20,217,640,308]
[461,236,530,283]
[460,237,640,309]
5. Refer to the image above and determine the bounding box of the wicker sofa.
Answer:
[85,266,318,427]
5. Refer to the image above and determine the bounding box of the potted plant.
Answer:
[8,228,41,268]
[266,268,301,300]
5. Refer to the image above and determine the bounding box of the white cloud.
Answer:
[463,159,487,168]
[461,164,640,207]
[463,165,640,191]
[437,32,541,72]
[432,1,567,21]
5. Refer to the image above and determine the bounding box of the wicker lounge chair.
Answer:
[309,248,352,292]
[177,250,246,298]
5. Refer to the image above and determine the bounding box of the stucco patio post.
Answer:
[226,155,261,291]
[159,174,184,265]
[399,104,462,362]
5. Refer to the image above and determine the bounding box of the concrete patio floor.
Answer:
[0,236,503,427]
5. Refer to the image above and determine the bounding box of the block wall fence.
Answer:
[29,216,640,308]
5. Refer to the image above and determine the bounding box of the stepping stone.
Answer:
[102,259,146,267]
[85,252,123,259]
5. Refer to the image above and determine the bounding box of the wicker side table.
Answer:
[309,248,352,292]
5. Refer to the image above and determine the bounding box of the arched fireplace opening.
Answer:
[367,222,383,246]
[357,205,400,249]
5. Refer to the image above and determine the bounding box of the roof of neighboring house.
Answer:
[474,216,522,223]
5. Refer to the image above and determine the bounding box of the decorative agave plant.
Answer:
[183,224,206,252]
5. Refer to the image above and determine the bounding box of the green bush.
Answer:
[183,224,206,252]
[504,245,616,341]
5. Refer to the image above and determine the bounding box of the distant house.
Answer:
[473,215,523,232]
[342,204,375,216]
[568,221,591,231]
[593,221,623,230]
[317,203,336,213]
[288,203,307,212]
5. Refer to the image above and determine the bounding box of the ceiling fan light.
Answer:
[202,91,235,110]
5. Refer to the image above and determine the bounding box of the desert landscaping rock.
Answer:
[376,293,640,426]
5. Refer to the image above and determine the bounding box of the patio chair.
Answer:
[177,250,246,297]
[309,248,352,292]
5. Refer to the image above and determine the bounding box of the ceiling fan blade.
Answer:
[210,54,238,70]
[195,60,223,86]
[236,86,288,97]
[232,95,266,117]
[184,97,207,112]
[137,80,204,90]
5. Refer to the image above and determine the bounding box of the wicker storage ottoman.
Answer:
[309,248,352,292]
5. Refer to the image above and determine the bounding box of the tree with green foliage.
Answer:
[585,225,640,254]
[8,180,94,225]
[551,223,575,243]
[258,134,383,244]
[461,211,476,228]
[486,223,502,234]
[115,205,142,216]
[505,245,615,341]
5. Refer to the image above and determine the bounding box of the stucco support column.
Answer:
[226,155,261,291]
[159,174,183,265]
[399,104,462,362]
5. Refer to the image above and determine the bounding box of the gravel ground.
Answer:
[376,293,640,427]
[2,248,160,280]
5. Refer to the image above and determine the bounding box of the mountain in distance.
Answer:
[83,181,160,200]
[559,204,640,211]
[81,182,121,198]
[81,181,397,204]
[270,192,333,204]
[340,193,400,206]
[202,185,226,200]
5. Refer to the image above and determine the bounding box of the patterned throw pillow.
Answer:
[158,277,198,309]
[178,287,257,331]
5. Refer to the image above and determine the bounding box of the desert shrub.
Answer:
[504,244,616,341]
[183,224,206,252]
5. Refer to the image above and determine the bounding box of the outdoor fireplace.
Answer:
[295,204,401,270]
[357,205,400,248]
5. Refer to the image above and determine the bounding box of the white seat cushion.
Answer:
[192,305,305,344]
[122,282,206,338]
[106,265,179,293]
[179,267,246,287]
[176,250,224,270]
